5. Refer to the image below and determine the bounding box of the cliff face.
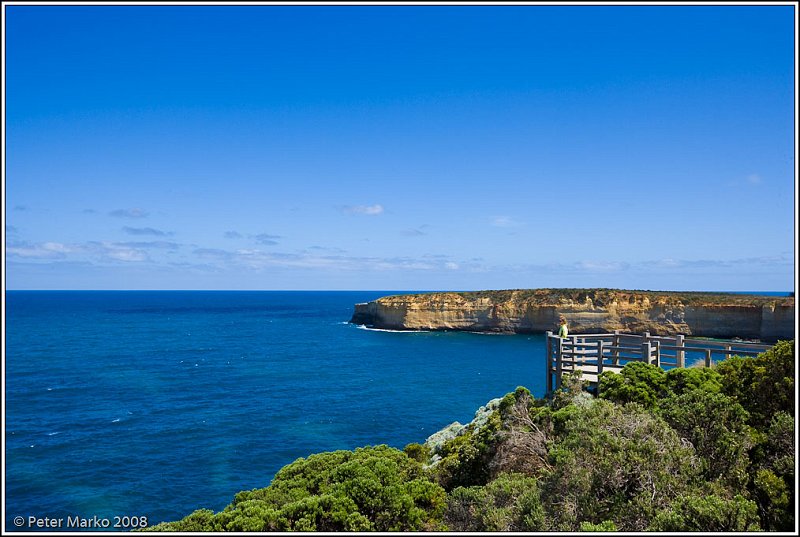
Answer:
[350,289,795,341]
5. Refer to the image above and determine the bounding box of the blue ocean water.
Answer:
[5,291,549,530]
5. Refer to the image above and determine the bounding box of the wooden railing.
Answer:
[545,330,772,395]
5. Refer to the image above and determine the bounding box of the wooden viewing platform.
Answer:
[545,330,774,395]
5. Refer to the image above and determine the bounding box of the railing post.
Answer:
[597,340,605,371]
[612,330,620,365]
[556,336,564,389]
[546,331,553,395]
[704,348,712,368]
[676,334,685,368]
[642,341,652,364]
[654,340,661,368]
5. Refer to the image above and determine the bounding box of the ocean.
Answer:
[5,291,548,530]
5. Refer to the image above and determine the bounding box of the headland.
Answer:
[350,288,794,341]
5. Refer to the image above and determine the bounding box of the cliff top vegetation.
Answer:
[377,288,793,307]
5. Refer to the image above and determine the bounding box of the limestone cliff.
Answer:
[350,289,795,341]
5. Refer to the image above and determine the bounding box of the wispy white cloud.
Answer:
[252,233,282,245]
[182,247,466,273]
[224,231,243,239]
[307,245,348,254]
[6,241,71,259]
[109,208,149,218]
[8,239,155,263]
[118,241,180,250]
[341,204,384,215]
[746,173,763,185]
[193,248,232,260]
[122,226,173,237]
[85,241,149,262]
[491,216,522,228]
[509,254,793,276]
[572,260,630,272]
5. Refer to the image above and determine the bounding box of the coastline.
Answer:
[350,288,795,341]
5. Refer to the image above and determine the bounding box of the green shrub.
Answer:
[579,520,618,531]
[664,365,722,395]
[148,446,447,532]
[141,509,218,532]
[659,389,752,489]
[403,443,430,463]
[433,411,502,490]
[498,386,532,414]
[749,411,795,531]
[715,339,794,429]
[598,361,666,409]
[552,371,590,409]
[489,388,553,479]
[753,469,792,531]
[540,399,698,531]
[648,493,760,531]
[444,472,544,531]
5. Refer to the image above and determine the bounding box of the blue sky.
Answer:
[4,4,796,291]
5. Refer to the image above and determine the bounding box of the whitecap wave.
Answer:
[465,331,506,336]
[47,432,60,436]
[112,418,121,423]
[356,325,430,333]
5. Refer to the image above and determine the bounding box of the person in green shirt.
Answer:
[557,316,569,338]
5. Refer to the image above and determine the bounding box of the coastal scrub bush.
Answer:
[647,493,761,531]
[752,469,792,531]
[539,399,698,531]
[498,386,532,414]
[443,472,544,531]
[147,446,447,532]
[749,411,795,531]
[579,520,618,531]
[659,389,752,490]
[715,340,794,429]
[432,411,503,490]
[403,442,430,463]
[489,388,553,479]
[551,371,591,410]
[663,365,722,396]
[710,341,795,531]
[142,509,218,532]
[598,362,666,409]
